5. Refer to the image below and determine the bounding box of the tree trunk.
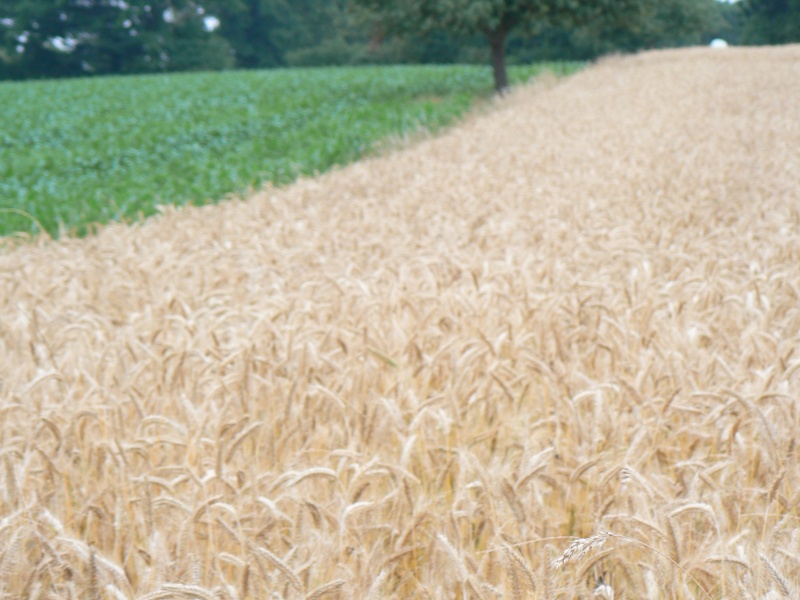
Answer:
[489,31,509,94]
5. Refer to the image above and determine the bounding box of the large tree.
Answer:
[0,0,232,79]
[207,0,288,68]
[350,0,644,92]
[575,0,725,55]
[0,0,134,78]
[206,0,344,69]
[739,0,800,44]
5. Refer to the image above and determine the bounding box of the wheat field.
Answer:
[2,46,800,599]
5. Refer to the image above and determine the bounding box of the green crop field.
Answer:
[0,63,580,239]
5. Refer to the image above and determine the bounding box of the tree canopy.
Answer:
[0,0,787,81]
[739,0,800,44]
[0,0,233,79]
[351,0,647,91]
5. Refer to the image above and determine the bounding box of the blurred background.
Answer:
[1,0,796,81]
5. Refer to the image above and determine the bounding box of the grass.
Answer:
[1,45,799,598]
[0,62,581,238]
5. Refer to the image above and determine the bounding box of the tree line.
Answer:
[0,0,797,82]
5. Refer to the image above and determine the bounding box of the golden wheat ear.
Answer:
[2,46,798,599]
[551,532,611,570]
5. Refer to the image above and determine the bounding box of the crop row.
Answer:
[0,63,581,238]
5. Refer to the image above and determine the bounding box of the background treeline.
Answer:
[0,0,798,81]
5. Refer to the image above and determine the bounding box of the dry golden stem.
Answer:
[1,45,799,598]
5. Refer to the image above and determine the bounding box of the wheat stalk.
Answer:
[1,46,799,599]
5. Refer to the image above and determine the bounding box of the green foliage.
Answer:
[0,0,762,82]
[575,0,727,54]
[349,0,642,90]
[208,0,293,68]
[0,0,233,79]
[0,62,580,238]
[739,0,800,44]
[349,0,641,39]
